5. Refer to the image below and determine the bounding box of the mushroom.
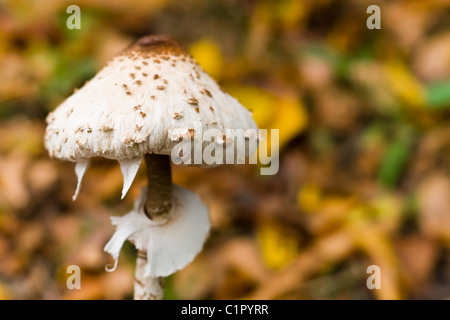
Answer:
[44,35,258,300]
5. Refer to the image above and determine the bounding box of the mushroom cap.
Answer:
[45,35,258,163]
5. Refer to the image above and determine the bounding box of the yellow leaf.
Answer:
[0,283,11,300]
[224,85,276,125]
[371,194,403,231]
[349,225,404,300]
[256,222,299,270]
[189,39,224,80]
[271,97,308,149]
[297,183,322,213]
[277,0,307,29]
[384,58,425,107]
[226,85,308,150]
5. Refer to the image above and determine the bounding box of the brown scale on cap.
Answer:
[76,139,84,147]
[186,97,199,106]
[200,89,213,97]
[75,127,84,134]
[204,89,212,97]
[173,112,183,120]
[99,125,114,132]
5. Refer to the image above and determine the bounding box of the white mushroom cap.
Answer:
[104,184,210,278]
[45,35,258,199]
[45,35,258,162]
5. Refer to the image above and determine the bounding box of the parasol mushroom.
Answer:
[44,35,258,300]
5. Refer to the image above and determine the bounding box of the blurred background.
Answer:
[1,0,450,300]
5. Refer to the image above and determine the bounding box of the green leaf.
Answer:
[378,140,410,188]
[426,81,450,109]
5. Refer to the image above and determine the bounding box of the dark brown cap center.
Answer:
[123,35,187,57]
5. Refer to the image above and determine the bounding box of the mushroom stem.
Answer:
[134,250,164,300]
[133,153,173,300]
[144,153,173,221]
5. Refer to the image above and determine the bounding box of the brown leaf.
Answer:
[417,174,450,241]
